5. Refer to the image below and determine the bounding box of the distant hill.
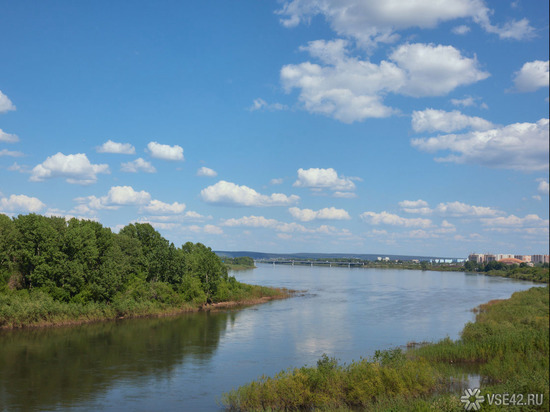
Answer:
[214,250,461,262]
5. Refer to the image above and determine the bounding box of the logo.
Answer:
[461,388,485,411]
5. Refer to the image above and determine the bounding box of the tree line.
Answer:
[0,213,236,305]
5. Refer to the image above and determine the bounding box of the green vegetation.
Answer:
[223,256,256,271]
[0,213,289,329]
[223,286,549,411]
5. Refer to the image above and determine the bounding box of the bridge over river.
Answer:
[257,260,366,268]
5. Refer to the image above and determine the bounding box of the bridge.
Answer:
[256,260,366,268]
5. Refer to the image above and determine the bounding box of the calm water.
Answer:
[0,265,539,411]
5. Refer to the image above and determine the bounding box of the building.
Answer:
[532,255,550,264]
[514,255,531,262]
[498,258,524,266]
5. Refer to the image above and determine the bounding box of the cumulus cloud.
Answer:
[0,90,16,113]
[0,194,45,213]
[0,129,18,143]
[537,179,549,195]
[481,214,549,228]
[434,201,502,217]
[197,167,218,177]
[203,224,224,235]
[221,215,343,235]
[270,178,284,185]
[289,206,351,221]
[411,118,549,172]
[412,109,494,133]
[399,199,432,214]
[0,149,24,157]
[147,141,184,161]
[121,158,156,173]
[512,60,550,92]
[248,98,288,111]
[360,211,432,228]
[276,0,534,46]
[293,167,357,191]
[76,186,151,210]
[281,41,489,122]
[141,199,186,214]
[97,140,136,154]
[201,181,299,206]
[30,152,110,185]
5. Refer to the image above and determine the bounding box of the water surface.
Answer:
[0,265,538,411]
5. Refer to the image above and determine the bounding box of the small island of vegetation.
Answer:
[0,213,290,329]
[222,256,256,271]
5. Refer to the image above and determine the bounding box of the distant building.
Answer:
[468,253,485,263]
[515,255,531,262]
[532,255,550,264]
[498,258,523,265]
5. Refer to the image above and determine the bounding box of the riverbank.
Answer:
[222,285,549,411]
[0,284,293,330]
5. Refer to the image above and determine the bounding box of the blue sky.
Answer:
[1,0,548,257]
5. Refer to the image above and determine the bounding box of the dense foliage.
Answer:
[0,214,285,328]
[223,286,549,411]
[222,256,256,269]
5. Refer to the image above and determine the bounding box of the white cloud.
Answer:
[141,199,186,214]
[270,178,284,185]
[0,194,45,213]
[0,149,24,157]
[0,129,18,143]
[293,167,356,191]
[105,186,151,206]
[97,140,136,154]
[412,109,493,133]
[248,98,288,111]
[147,141,184,161]
[389,43,489,97]
[77,186,151,210]
[276,0,533,46]
[30,152,110,185]
[450,96,477,107]
[481,17,534,40]
[537,179,549,195]
[221,215,344,236]
[121,158,156,173]
[512,60,550,92]
[411,118,549,172]
[360,211,432,228]
[197,167,218,177]
[0,90,16,113]
[204,224,223,235]
[289,206,351,221]
[399,199,432,214]
[452,24,471,35]
[281,41,489,122]
[481,214,549,228]
[435,201,502,217]
[201,181,300,206]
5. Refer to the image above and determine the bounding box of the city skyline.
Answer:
[0,0,548,256]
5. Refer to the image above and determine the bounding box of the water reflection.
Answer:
[0,311,235,410]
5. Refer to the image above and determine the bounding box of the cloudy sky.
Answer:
[1,0,548,257]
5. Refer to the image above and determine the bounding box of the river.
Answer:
[0,265,539,411]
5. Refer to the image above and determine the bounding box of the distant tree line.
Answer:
[0,213,238,304]
[463,259,549,283]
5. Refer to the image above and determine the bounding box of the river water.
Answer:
[0,265,538,411]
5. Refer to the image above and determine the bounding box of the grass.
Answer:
[0,281,292,329]
[222,286,549,411]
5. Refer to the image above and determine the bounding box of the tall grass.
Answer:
[222,286,549,411]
